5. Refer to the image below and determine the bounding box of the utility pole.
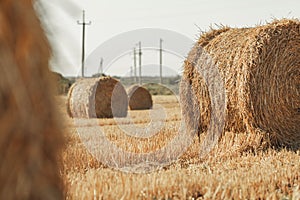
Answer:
[138,41,142,85]
[159,39,163,84]
[99,57,103,75]
[130,66,133,79]
[77,10,91,77]
[133,48,137,83]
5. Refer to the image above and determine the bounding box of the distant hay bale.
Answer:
[67,77,128,118]
[180,19,300,148]
[127,85,153,110]
[66,82,76,118]
[51,71,72,94]
[0,1,64,199]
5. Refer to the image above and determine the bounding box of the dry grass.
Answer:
[56,95,300,199]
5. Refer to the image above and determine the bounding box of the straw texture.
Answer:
[67,77,128,118]
[127,85,153,110]
[180,19,300,148]
[0,0,64,199]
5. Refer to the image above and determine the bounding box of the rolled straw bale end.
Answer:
[127,85,153,110]
[180,19,300,148]
[67,77,128,118]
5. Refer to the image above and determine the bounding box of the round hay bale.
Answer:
[67,77,128,118]
[180,19,300,148]
[66,82,76,118]
[0,1,64,199]
[127,85,153,110]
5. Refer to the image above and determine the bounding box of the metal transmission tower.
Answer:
[77,10,91,77]
[130,66,133,79]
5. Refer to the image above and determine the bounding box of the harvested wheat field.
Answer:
[57,92,300,199]
[2,0,299,199]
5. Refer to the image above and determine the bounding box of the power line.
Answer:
[133,47,137,82]
[138,41,142,85]
[159,38,163,84]
[77,10,91,77]
[104,47,184,73]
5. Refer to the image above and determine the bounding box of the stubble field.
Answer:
[57,95,300,199]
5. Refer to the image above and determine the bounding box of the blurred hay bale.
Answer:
[127,85,153,110]
[0,1,64,199]
[51,71,72,95]
[67,77,128,118]
[180,19,300,148]
[66,82,76,118]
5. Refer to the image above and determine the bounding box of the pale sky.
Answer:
[40,0,300,77]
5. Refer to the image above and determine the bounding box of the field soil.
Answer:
[57,95,300,199]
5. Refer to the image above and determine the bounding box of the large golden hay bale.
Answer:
[180,19,300,148]
[127,85,153,110]
[67,77,128,118]
[0,1,64,199]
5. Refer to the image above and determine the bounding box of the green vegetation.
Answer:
[53,72,181,95]
[120,76,181,95]
[143,83,174,95]
[51,72,73,94]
